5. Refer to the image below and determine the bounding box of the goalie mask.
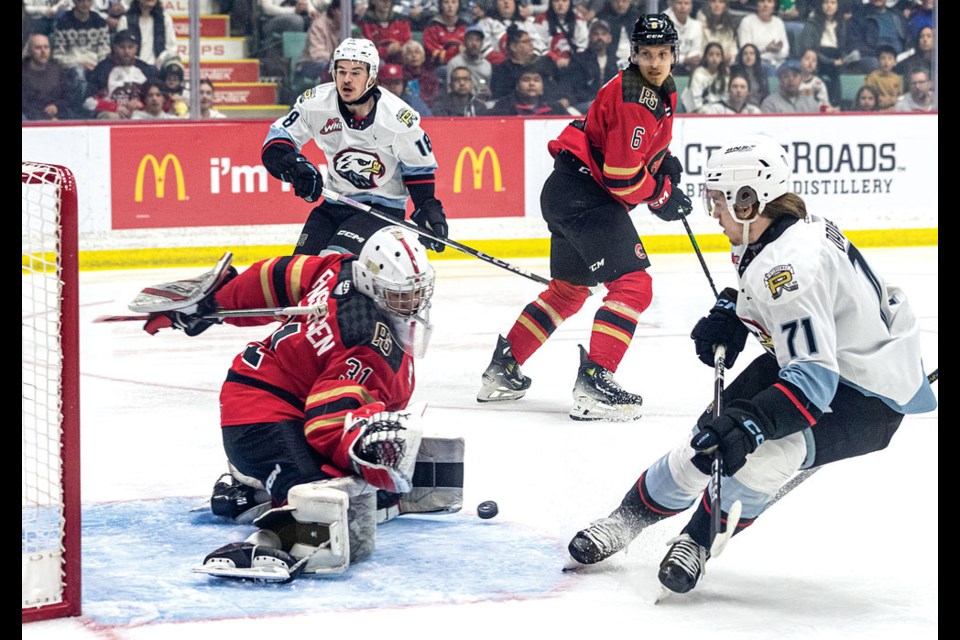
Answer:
[353,226,435,358]
[702,134,791,244]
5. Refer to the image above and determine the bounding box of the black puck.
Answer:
[477,500,499,519]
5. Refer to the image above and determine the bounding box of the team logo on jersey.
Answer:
[764,264,798,299]
[320,118,343,135]
[635,243,647,260]
[332,149,386,189]
[300,87,317,102]
[372,321,394,356]
[638,86,659,109]
[396,108,418,127]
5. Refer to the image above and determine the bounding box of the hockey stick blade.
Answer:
[94,303,328,324]
[321,188,551,286]
[709,499,742,558]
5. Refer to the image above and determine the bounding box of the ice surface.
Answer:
[23,247,938,640]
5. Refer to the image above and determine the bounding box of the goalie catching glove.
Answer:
[343,403,422,494]
[410,198,448,252]
[279,152,324,203]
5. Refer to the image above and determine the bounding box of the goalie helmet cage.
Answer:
[22,161,81,622]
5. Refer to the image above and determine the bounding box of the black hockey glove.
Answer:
[410,198,449,252]
[144,310,222,336]
[690,287,749,368]
[655,153,683,188]
[279,152,323,203]
[648,177,693,222]
[690,401,774,476]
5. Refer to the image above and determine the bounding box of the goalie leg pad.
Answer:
[378,436,465,523]
[254,477,377,575]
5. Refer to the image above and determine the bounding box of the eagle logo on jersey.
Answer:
[764,264,799,300]
[333,149,386,189]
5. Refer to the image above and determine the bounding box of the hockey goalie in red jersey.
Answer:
[139,226,462,581]
[477,13,694,421]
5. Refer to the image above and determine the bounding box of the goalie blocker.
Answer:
[197,435,464,581]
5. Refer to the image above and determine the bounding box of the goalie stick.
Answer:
[320,188,552,286]
[94,303,328,324]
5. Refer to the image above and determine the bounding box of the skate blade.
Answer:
[569,400,643,422]
[654,586,674,604]
[476,380,527,403]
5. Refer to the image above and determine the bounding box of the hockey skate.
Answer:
[477,334,532,402]
[658,533,709,594]
[210,473,271,523]
[567,510,642,566]
[197,535,304,584]
[569,345,642,421]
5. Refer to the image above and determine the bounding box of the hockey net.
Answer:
[22,162,81,622]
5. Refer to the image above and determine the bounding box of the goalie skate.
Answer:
[129,252,235,313]
[194,532,304,584]
[477,334,532,402]
[569,345,642,421]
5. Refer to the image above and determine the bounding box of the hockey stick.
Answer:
[94,303,328,324]
[320,188,551,286]
[681,216,719,298]
[706,345,742,559]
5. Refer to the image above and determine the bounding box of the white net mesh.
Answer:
[21,162,76,619]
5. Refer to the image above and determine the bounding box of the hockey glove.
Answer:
[279,152,323,203]
[690,287,749,368]
[143,309,222,336]
[648,176,693,222]
[343,403,423,494]
[655,153,683,188]
[410,198,449,252]
[690,401,774,476]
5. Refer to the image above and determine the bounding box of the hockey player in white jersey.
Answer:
[565,134,937,595]
[261,37,449,256]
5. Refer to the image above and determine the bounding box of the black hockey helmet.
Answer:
[630,13,678,66]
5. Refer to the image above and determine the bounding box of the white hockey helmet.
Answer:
[333,37,381,83]
[353,226,435,356]
[703,135,791,241]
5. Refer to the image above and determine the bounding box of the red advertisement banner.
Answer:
[110,117,525,229]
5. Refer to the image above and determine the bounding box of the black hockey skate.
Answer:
[197,540,304,583]
[477,334,532,402]
[210,473,271,523]
[569,345,642,421]
[658,534,709,594]
[567,511,642,565]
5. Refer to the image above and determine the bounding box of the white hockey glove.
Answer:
[343,404,423,494]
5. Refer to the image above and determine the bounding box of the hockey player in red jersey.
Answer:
[143,226,443,579]
[477,13,694,421]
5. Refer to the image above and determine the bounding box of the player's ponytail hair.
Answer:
[760,193,807,221]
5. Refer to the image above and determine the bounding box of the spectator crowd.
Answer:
[23,0,937,121]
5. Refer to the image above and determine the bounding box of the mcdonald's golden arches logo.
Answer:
[135,154,187,202]
[453,146,503,193]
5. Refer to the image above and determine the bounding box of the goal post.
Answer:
[22,161,81,622]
